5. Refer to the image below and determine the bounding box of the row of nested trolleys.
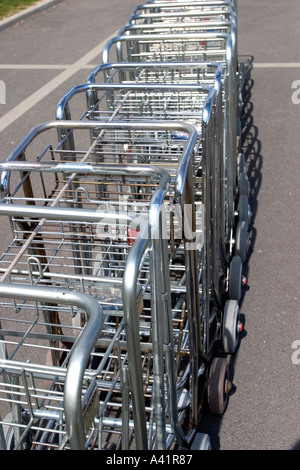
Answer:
[0,0,251,450]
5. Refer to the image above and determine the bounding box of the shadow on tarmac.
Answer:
[196,56,264,450]
[292,440,300,450]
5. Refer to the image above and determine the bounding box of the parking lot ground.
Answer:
[0,0,299,450]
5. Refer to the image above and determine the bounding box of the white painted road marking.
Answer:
[2,62,300,70]
[253,62,300,68]
[0,64,96,69]
[0,31,118,132]
[1,59,300,132]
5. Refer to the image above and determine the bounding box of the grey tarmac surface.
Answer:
[198,0,300,450]
[0,0,299,451]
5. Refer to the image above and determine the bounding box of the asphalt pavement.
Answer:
[0,0,299,451]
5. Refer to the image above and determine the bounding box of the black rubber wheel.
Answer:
[229,255,242,302]
[208,357,231,415]
[238,172,250,197]
[238,194,250,225]
[237,153,247,176]
[222,299,240,354]
[235,221,249,263]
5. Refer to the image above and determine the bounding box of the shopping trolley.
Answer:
[84,60,237,256]
[130,1,237,18]
[127,5,237,38]
[100,4,250,292]
[57,77,237,292]
[0,0,249,452]
[56,81,241,424]
[57,65,245,304]
[104,0,249,200]
[125,0,245,162]
[86,59,222,86]
[0,127,174,450]
[0,283,103,450]
[0,120,225,450]
[126,0,244,145]
[102,33,238,223]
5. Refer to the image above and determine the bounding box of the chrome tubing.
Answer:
[0,283,103,450]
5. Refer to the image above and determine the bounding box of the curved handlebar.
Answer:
[0,283,103,450]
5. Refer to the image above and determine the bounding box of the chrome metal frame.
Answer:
[0,120,206,450]
[0,0,247,452]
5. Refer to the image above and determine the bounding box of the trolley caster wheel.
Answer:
[228,255,242,302]
[191,432,211,450]
[238,194,251,225]
[237,153,247,176]
[238,172,250,197]
[208,357,231,415]
[222,299,240,354]
[236,119,242,152]
[235,221,249,263]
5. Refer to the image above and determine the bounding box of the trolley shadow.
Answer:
[196,55,263,450]
[240,55,263,301]
[0,4,257,451]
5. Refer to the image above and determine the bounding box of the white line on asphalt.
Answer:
[2,62,300,71]
[254,63,300,68]
[0,31,118,133]
[2,57,300,133]
[0,64,98,69]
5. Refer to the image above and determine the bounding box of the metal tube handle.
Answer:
[0,283,103,450]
